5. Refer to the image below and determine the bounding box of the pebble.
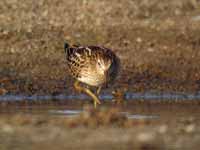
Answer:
[147,47,154,52]
[137,132,155,143]
[136,37,142,43]
[158,125,168,134]
[185,124,195,133]
[0,88,7,95]
[1,124,15,133]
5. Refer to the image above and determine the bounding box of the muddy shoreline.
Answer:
[0,1,200,94]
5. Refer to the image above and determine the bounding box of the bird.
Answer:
[64,42,120,107]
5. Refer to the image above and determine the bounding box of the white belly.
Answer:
[77,75,105,86]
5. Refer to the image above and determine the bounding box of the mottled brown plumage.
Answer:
[64,42,120,107]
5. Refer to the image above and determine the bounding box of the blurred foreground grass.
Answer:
[0,104,200,150]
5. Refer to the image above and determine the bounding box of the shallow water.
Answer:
[1,91,199,120]
[49,109,159,119]
[1,91,200,101]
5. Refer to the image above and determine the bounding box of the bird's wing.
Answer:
[66,47,92,78]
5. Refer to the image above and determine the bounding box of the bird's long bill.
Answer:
[104,71,109,87]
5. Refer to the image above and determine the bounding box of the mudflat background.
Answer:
[0,0,200,149]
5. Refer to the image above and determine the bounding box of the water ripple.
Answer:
[0,91,200,101]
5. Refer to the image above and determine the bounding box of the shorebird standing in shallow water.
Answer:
[64,42,120,107]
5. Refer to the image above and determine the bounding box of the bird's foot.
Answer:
[74,81,101,108]
[112,89,126,104]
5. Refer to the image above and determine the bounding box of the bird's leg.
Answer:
[96,86,102,95]
[74,80,101,108]
[112,89,125,104]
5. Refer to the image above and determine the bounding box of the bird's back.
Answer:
[64,43,120,86]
